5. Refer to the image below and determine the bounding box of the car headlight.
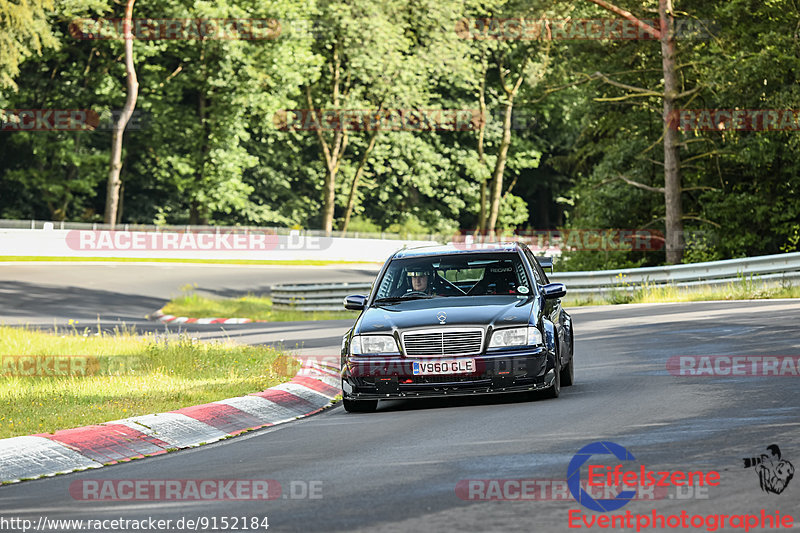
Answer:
[350,335,399,355]
[489,326,543,348]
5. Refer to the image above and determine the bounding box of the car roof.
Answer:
[392,242,523,259]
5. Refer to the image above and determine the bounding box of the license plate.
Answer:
[412,359,475,375]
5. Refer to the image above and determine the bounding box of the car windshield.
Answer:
[374,253,532,300]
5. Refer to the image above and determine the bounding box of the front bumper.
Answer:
[341,348,554,400]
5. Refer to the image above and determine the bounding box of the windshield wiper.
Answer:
[373,294,433,303]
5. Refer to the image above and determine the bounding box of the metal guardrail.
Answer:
[550,251,800,294]
[271,252,800,309]
[271,282,374,311]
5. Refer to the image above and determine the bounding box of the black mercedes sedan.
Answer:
[340,242,574,412]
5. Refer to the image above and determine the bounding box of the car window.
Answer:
[523,248,545,285]
[534,259,550,284]
[374,253,532,299]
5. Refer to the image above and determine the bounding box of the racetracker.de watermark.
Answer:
[0,516,270,533]
[0,109,148,132]
[454,478,706,501]
[670,109,800,132]
[453,229,667,252]
[1,355,142,377]
[69,18,280,40]
[455,18,715,41]
[274,108,538,132]
[667,355,800,377]
[64,230,331,252]
[68,479,322,500]
[274,109,484,132]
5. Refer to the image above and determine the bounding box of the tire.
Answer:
[560,356,574,387]
[542,347,561,399]
[343,398,378,413]
[561,325,575,386]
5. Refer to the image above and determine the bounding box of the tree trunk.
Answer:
[660,0,684,264]
[485,51,527,237]
[341,131,379,233]
[322,165,337,234]
[476,56,489,235]
[478,179,487,234]
[319,44,347,236]
[307,42,349,236]
[587,0,684,263]
[103,0,138,228]
[116,180,124,224]
[189,201,199,225]
[486,98,515,235]
[191,92,210,226]
[319,128,348,235]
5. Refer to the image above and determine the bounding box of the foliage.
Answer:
[0,0,798,265]
[0,0,59,90]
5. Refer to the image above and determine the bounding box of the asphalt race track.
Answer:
[1,263,799,532]
[0,263,377,354]
[0,262,379,323]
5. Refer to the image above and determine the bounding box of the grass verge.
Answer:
[0,256,379,266]
[0,325,299,439]
[563,276,800,307]
[162,291,359,322]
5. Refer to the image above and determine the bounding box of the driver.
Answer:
[407,268,434,295]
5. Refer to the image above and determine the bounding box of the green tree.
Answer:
[0,0,58,91]
[103,0,137,226]
[301,0,462,235]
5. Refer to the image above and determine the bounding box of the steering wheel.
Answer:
[405,290,429,297]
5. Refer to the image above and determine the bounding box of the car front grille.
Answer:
[401,328,484,357]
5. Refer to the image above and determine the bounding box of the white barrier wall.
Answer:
[0,228,439,262]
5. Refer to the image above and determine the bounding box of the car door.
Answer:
[524,248,566,363]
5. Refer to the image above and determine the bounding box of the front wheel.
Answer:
[343,398,378,413]
[561,325,575,387]
[560,356,574,387]
[542,351,561,399]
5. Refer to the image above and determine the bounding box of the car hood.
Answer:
[355,295,537,334]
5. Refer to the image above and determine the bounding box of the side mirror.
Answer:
[541,283,566,300]
[343,294,367,311]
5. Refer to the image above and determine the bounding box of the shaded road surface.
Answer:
[0,262,379,322]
